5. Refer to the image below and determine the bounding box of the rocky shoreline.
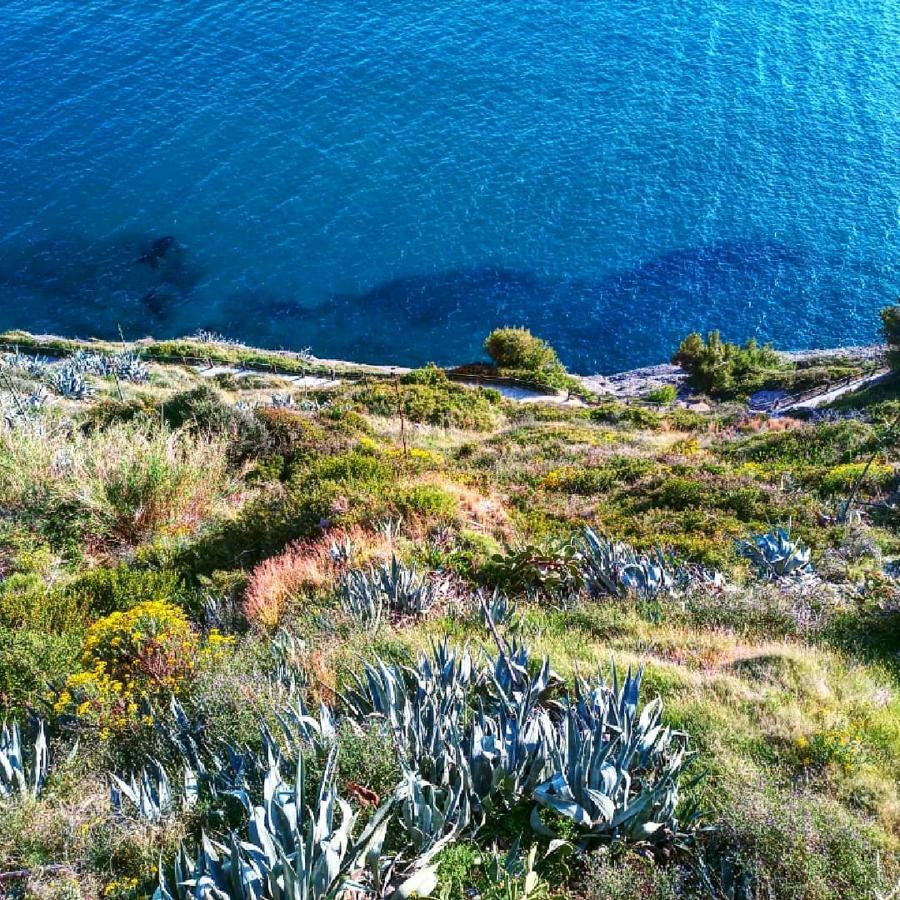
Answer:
[580,344,887,401]
[4,330,888,405]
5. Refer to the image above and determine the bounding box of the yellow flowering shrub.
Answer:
[54,600,231,733]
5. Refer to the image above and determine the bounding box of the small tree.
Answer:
[484,327,563,375]
[881,303,900,370]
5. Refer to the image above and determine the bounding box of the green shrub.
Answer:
[335,721,400,801]
[621,406,663,429]
[353,381,499,430]
[484,327,562,373]
[161,384,271,465]
[578,849,681,900]
[542,465,617,494]
[159,383,233,432]
[881,304,900,370]
[673,330,785,398]
[667,408,709,432]
[723,421,876,467]
[0,574,91,632]
[175,480,338,579]
[589,403,662,430]
[79,397,155,432]
[63,565,183,618]
[0,627,81,715]
[818,461,895,497]
[254,407,331,462]
[643,474,769,521]
[708,786,894,900]
[395,484,459,522]
[483,327,585,395]
[400,363,450,386]
[644,384,677,405]
[483,541,583,599]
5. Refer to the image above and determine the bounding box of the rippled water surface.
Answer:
[1,1,897,371]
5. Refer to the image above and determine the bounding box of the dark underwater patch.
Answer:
[0,235,885,372]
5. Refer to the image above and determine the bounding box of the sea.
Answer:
[1,0,897,373]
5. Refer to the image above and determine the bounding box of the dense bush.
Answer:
[0,627,81,715]
[672,330,785,398]
[160,383,271,464]
[590,402,663,430]
[484,327,562,372]
[882,303,900,370]
[644,384,678,405]
[483,327,584,394]
[818,461,894,497]
[0,574,90,632]
[721,420,876,467]
[354,379,500,430]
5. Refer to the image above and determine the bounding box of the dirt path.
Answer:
[774,368,892,413]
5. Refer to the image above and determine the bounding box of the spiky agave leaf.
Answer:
[738,521,813,579]
[157,747,358,900]
[532,667,690,846]
[0,719,47,800]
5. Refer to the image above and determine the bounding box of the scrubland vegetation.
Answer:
[0,317,897,900]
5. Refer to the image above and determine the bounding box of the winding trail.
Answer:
[771,368,892,414]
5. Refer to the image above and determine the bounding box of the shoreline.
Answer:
[0,329,888,403]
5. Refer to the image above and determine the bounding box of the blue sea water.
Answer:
[0,1,897,373]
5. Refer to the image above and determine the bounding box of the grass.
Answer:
[0,330,896,899]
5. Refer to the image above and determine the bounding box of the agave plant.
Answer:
[395,759,473,865]
[155,749,360,900]
[46,361,94,399]
[578,529,687,599]
[191,329,244,347]
[380,555,442,616]
[343,663,460,790]
[531,667,690,846]
[329,536,354,567]
[479,588,520,631]
[111,757,189,823]
[1,385,48,430]
[343,640,473,723]
[270,392,297,409]
[108,351,150,383]
[467,686,555,815]
[0,720,48,800]
[276,699,337,758]
[270,629,308,696]
[341,555,441,627]
[738,522,813,579]
[339,566,385,630]
[0,348,50,378]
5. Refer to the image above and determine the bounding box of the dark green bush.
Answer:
[353,381,499,430]
[722,421,876,467]
[335,721,401,801]
[673,331,785,398]
[589,402,663,430]
[0,574,91,632]
[483,327,562,373]
[394,484,459,521]
[160,384,271,465]
[882,304,900,370]
[667,408,709,432]
[64,565,184,618]
[400,363,450,387]
[0,626,81,715]
[644,384,678,405]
